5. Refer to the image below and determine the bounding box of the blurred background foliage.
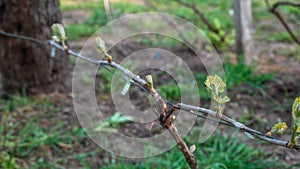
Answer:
[1,0,299,168]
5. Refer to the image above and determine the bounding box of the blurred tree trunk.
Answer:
[233,0,256,64]
[0,0,70,95]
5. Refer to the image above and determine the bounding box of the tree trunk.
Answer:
[0,0,70,95]
[232,0,256,64]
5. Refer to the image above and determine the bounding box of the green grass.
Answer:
[0,94,91,169]
[264,31,300,43]
[97,66,114,92]
[224,61,275,90]
[60,0,104,11]
[101,132,286,169]
[157,73,210,102]
[296,46,300,63]
[66,24,98,40]
[0,84,290,168]
[111,2,151,14]
[64,1,152,40]
[60,0,150,13]
[137,35,183,48]
[274,46,300,60]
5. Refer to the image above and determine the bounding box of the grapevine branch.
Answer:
[172,0,220,36]
[264,0,300,45]
[144,0,222,53]
[1,30,299,169]
[272,1,300,10]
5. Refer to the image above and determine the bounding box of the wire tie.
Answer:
[50,47,56,57]
[121,77,132,96]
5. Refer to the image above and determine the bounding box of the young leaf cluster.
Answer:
[289,97,300,147]
[94,37,112,63]
[205,75,230,117]
[51,23,67,48]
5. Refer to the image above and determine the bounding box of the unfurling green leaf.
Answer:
[205,75,229,104]
[94,36,107,53]
[208,32,221,42]
[146,75,154,90]
[292,97,300,132]
[52,36,59,42]
[289,97,300,147]
[190,145,196,153]
[205,75,226,94]
[205,75,230,117]
[292,97,300,118]
[94,36,112,63]
[213,18,221,30]
[266,122,287,136]
[272,122,287,134]
[216,96,230,104]
[51,23,66,42]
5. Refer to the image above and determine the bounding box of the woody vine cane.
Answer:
[0,24,299,169]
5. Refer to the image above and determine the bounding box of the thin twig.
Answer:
[273,1,300,10]
[172,0,226,52]
[173,0,220,35]
[168,123,198,168]
[264,0,300,45]
[178,103,300,150]
[0,30,47,45]
[144,0,221,54]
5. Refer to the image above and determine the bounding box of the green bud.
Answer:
[94,36,107,53]
[145,75,154,90]
[213,19,221,30]
[51,23,66,42]
[292,97,300,132]
[271,122,287,134]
